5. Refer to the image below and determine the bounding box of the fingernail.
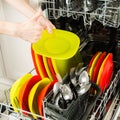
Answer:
[48,29,53,34]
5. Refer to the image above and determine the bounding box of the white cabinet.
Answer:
[0,0,35,81]
[0,44,5,77]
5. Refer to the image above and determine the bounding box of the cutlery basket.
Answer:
[43,74,101,120]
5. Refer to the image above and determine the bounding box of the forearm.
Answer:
[0,20,18,36]
[0,1,55,42]
[4,0,38,18]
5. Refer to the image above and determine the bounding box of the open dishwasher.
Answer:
[0,0,120,120]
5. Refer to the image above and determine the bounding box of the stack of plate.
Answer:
[32,29,81,81]
[10,74,58,118]
[87,51,114,93]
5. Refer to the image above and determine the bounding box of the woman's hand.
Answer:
[0,8,55,43]
[36,9,55,33]
[38,15,55,34]
[2,0,55,42]
[35,8,55,34]
[15,10,55,43]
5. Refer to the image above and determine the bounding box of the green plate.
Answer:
[32,29,80,60]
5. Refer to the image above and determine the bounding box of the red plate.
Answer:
[19,75,41,114]
[92,51,106,83]
[31,47,41,78]
[37,79,58,116]
[28,78,50,118]
[87,51,100,73]
[43,56,53,81]
[47,58,57,81]
[88,52,102,80]
[97,53,114,92]
[35,53,48,78]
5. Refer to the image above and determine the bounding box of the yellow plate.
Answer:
[89,52,102,80]
[43,56,53,81]
[97,53,113,92]
[96,53,113,87]
[10,73,32,112]
[35,53,48,78]
[32,29,80,60]
[28,78,51,119]
[96,57,107,86]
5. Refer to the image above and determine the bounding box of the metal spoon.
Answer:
[61,84,73,101]
[76,83,91,96]
[52,82,62,103]
[75,65,86,77]
[78,70,89,85]
[53,82,61,94]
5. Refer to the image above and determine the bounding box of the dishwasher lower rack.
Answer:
[89,69,120,120]
[39,0,120,28]
[43,69,120,120]
[0,69,120,120]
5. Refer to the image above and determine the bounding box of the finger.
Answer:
[31,11,41,21]
[50,23,56,29]
[38,8,43,16]
[46,23,56,33]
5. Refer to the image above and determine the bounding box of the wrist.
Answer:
[0,21,21,37]
[7,22,20,37]
[12,22,23,38]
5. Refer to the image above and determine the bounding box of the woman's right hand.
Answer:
[15,10,55,43]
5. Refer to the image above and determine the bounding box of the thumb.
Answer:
[31,8,43,21]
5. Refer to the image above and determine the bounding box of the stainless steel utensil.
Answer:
[53,82,61,94]
[75,64,86,77]
[84,0,96,12]
[78,70,89,85]
[70,67,77,86]
[61,84,73,101]
[54,92,67,109]
[52,82,62,103]
[76,83,91,96]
